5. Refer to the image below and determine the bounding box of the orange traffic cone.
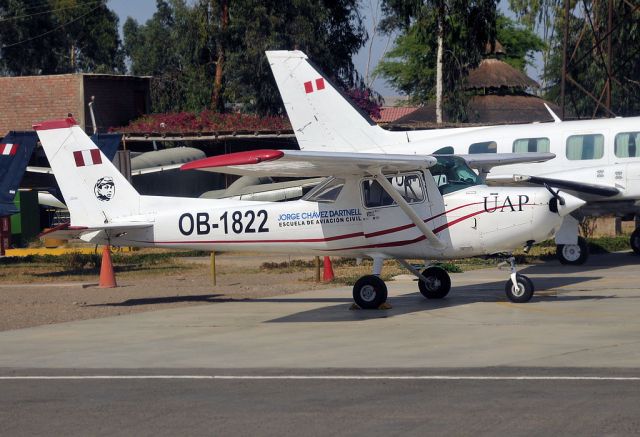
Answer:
[323,256,334,282]
[99,245,117,288]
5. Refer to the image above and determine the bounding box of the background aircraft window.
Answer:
[566,134,604,160]
[513,137,550,153]
[468,141,497,154]
[362,173,424,208]
[430,156,481,195]
[433,146,454,154]
[615,132,640,158]
[303,177,345,203]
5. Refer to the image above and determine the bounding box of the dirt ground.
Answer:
[0,253,339,332]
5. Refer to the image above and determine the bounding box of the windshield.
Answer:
[431,156,481,195]
[302,177,345,203]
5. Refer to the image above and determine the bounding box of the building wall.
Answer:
[0,75,82,134]
[0,74,151,136]
[82,76,151,133]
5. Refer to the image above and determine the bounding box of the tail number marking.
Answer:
[179,210,269,236]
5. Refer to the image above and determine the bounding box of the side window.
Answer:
[513,137,550,153]
[362,173,424,208]
[433,146,454,154]
[615,132,640,158]
[303,178,345,203]
[469,141,497,154]
[566,134,604,160]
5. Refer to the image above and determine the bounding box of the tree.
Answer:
[544,1,640,118]
[0,0,124,75]
[376,0,497,122]
[123,0,369,115]
[496,14,545,72]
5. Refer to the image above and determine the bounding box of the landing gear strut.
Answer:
[396,259,451,300]
[556,236,589,265]
[502,256,534,303]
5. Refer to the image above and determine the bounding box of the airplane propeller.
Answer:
[544,183,565,214]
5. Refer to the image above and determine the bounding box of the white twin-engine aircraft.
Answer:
[35,118,583,308]
[265,50,640,265]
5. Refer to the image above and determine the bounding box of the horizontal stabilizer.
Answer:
[182,149,438,177]
[39,221,153,241]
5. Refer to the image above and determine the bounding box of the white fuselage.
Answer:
[107,175,564,260]
[384,116,640,206]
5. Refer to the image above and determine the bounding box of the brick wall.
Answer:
[0,75,82,134]
[0,74,151,135]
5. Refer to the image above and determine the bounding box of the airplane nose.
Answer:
[555,191,586,217]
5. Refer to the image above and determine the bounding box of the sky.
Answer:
[107,0,541,99]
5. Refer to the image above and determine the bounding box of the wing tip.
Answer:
[181,149,284,171]
[33,117,78,131]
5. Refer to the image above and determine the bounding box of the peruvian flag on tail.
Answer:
[73,149,102,167]
[0,143,18,156]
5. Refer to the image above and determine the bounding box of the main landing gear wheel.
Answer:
[630,229,640,255]
[556,236,589,265]
[418,267,451,299]
[504,274,534,303]
[352,275,388,309]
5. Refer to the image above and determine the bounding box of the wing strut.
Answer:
[372,170,445,249]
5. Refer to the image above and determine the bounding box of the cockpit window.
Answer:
[302,177,345,203]
[430,156,481,195]
[361,172,425,208]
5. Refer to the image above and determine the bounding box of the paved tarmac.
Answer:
[2,252,640,435]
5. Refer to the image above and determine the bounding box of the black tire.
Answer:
[631,229,640,255]
[504,274,534,303]
[556,236,589,265]
[352,275,388,309]
[418,267,451,299]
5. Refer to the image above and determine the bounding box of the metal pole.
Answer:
[606,0,613,113]
[314,256,320,282]
[210,251,216,286]
[561,0,570,119]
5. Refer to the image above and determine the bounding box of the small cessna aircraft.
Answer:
[35,117,583,307]
[266,50,640,265]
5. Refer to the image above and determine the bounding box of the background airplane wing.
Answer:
[460,152,556,169]
[182,149,438,177]
[487,174,620,197]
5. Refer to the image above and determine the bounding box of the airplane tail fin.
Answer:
[266,50,393,152]
[34,118,141,227]
[0,132,37,216]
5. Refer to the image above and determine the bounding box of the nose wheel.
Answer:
[630,229,640,255]
[502,256,535,303]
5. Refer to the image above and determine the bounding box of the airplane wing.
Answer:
[181,149,438,177]
[514,175,619,197]
[460,152,556,169]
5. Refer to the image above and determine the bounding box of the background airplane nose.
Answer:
[556,191,586,217]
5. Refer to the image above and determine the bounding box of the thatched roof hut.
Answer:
[466,58,539,91]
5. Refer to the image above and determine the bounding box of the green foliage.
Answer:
[0,0,124,75]
[123,0,368,115]
[376,0,498,121]
[496,14,545,72]
[544,1,640,118]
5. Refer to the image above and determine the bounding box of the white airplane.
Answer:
[35,117,583,307]
[266,50,640,265]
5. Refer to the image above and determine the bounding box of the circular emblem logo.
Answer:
[94,176,115,201]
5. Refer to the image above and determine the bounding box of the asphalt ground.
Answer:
[1,252,640,435]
